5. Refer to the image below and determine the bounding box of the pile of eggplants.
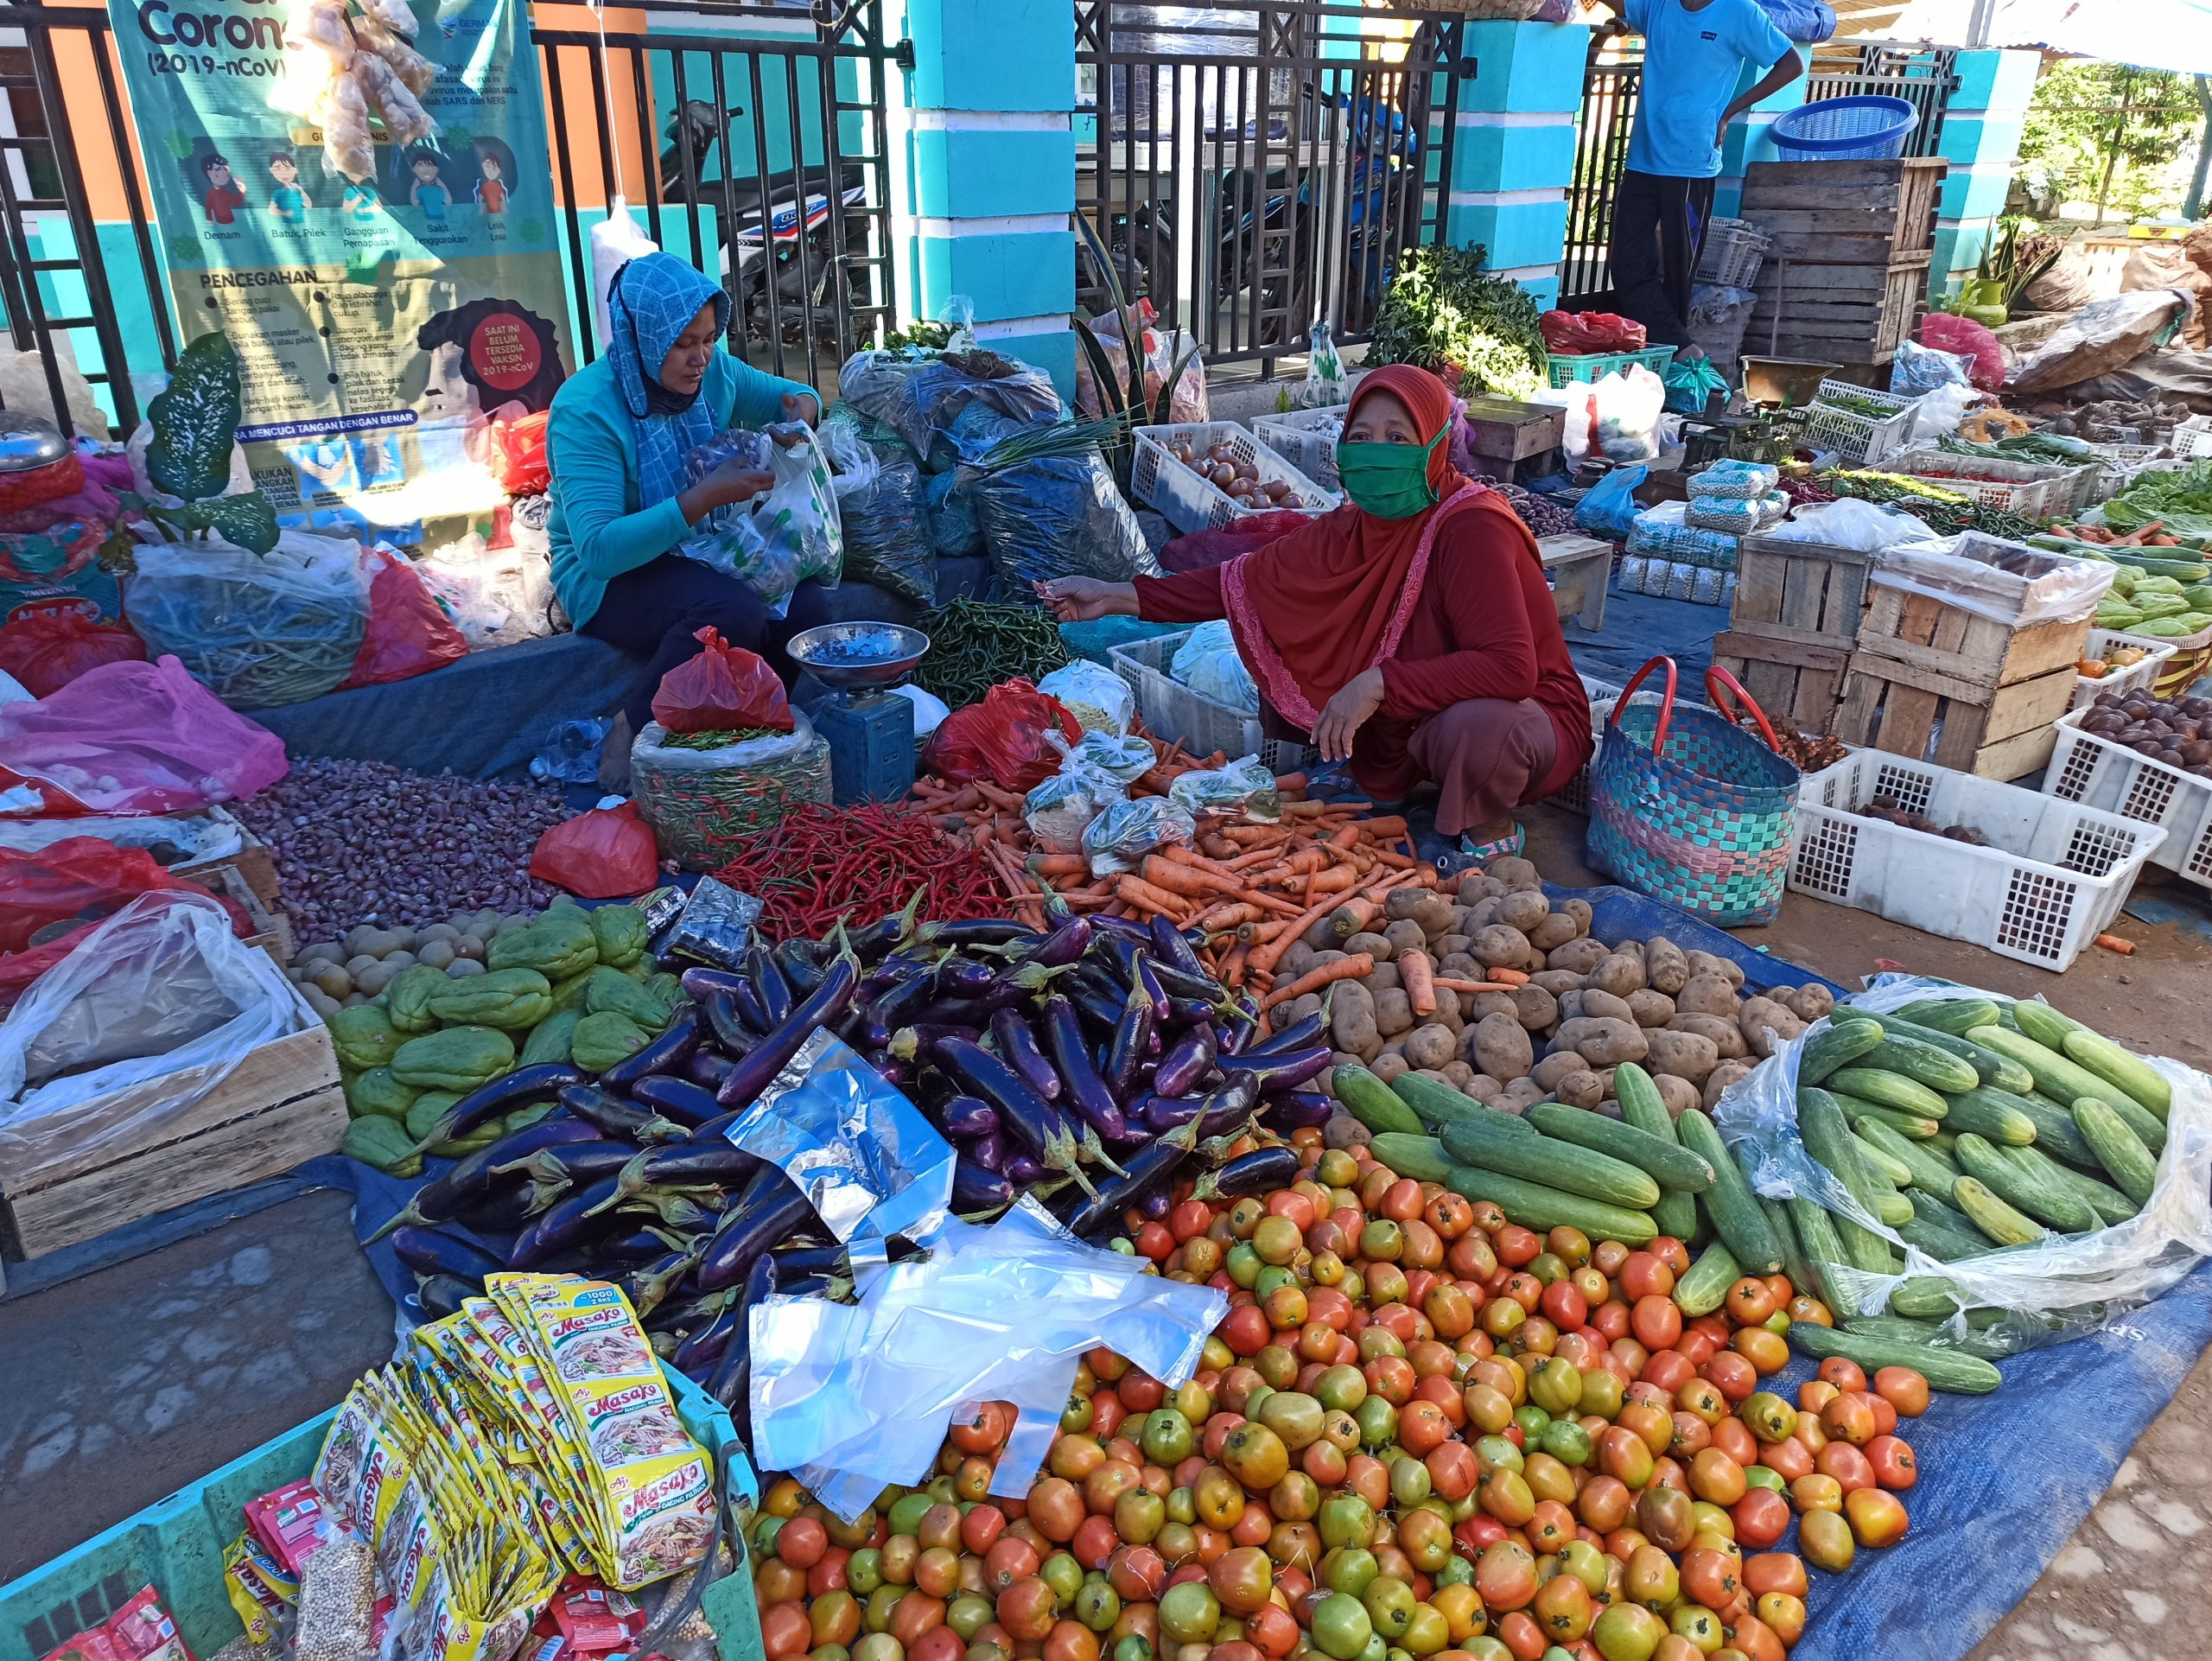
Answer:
[364,907,1326,1433]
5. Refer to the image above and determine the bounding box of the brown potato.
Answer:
[1528,913,1581,951]
[1471,1011,1535,1080]
[1686,949,1745,990]
[1366,961,1402,992]
[1497,890,1551,934]
[1642,1028,1721,1084]
[1464,990,1518,1025]
[1554,1015,1649,1067]
[1555,990,1586,1023]
[1332,979,1378,1055]
[1554,1070,1605,1111]
[1675,972,1742,1018]
[1371,1052,1411,1085]
[1325,1111,1372,1149]
[1625,989,1677,1028]
[1738,996,1808,1059]
[1785,983,1836,1022]
[1471,925,1534,969]
[1702,1059,1755,1111]
[1510,983,1558,1031]
[1456,873,1506,904]
[1587,953,1648,998]
[1281,992,1325,1028]
[1611,939,1648,965]
[1378,919,1426,960]
[1561,899,1593,936]
[1548,937,1611,975]
[1385,887,1428,923]
[1279,940,1322,983]
[1404,1023,1458,1072]
[1410,895,1458,940]
[1488,856,1542,892]
[1465,1073,1505,1103]
[1530,970,1587,997]
[1497,1076,1546,1114]
[1465,895,1503,930]
[1373,987,1415,1038]
[1652,1072,1701,1118]
[1533,1050,1588,1091]
[1439,1061,1474,1091]
[1669,1012,1747,1060]
[1579,989,1635,1024]
[1345,930,1395,964]
[1439,952,1483,983]
[1435,933,1475,961]
[1644,936,1690,996]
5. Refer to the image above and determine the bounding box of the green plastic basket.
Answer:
[0,1364,762,1661]
[1545,345,1678,388]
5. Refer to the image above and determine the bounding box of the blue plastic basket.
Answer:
[1770,95,1916,162]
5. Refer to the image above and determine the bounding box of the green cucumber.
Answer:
[1877,1193,1914,1226]
[1899,1191,1988,1263]
[1939,1088,2037,1148]
[2060,1030,2171,1120]
[2071,1096,2158,1204]
[1389,1069,1527,1136]
[1527,1103,1716,1193]
[2005,1142,2137,1227]
[1990,1086,2099,1166]
[1828,1067,1949,1119]
[1368,1132,1454,1184]
[1863,1036,1980,1095]
[1952,1175,2050,1248]
[1855,1117,1961,1196]
[1760,1193,1816,1300]
[1797,1088,1902,1275]
[1929,1129,1960,1155]
[1798,1018,1885,1086]
[1846,1314,2028,1361]
[1786,1194,1858,1315]
[1673,1240,1742,1317]
[1333,1065,1425,1136]
[1840,1098,1943,1140]
[1877,1016,2036,1095]
[1783,1321,2003,1393]
[1886,1276,1971,1320]
[1953,1132,2096,1232]
[1443,1162,1656,1244]
[1613,1063,1700,1242]
[1675,1111,1785,1276]
[1968,1028,2160,1141]
[1893,997,2003,1035]
[1440,1111,1660,1209]
[1851,1133,1915,1189]
[2009,1000,2088,1054]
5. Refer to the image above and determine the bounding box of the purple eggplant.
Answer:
[494,1140,643,1212]
[932,1034,1087,1188]
[696,1165,816,1292]
[1040,996,1128,1142]
[556,1083,687,1143]
[620,1246,702,1314]
[1195,1145,1302,1200]
[953,1159,1016,1210]
[1103,980,1154,1098]
[1019,917,1093,969]
[1220,997,1261,1055]
[1086,915,1151,943]
[510,1176,625,1268]
[673,1303,741,1374]
[728,976,773,1034]
[1067,982,1124,1037]
[706,1250,781,1417]
[1141,1092,1207,1133]
[1264,1091,1334,1130]
[1221,1046,1331,1095]
[647,1286,737,1333]
[887,1021,985,1062]
[699,989,760,1057]
[597,1225,695,1263]
[966,1131,1007,1172]
[365,1117,596,1240]
[1003,1153,1046,1186]
[990,1008,1060,1103]
[1146,958,1224,1003]
[715,953,860,1106]
[937,957,1000,998]
[631,1073,725,1129]
[1244,1013,1324,1056]
[941,1096,1000,1142]
[910,917,1035,950]
[415,1274,477,1320]
[1063,1117,1202,1238]
[1163,997,1218,1030]
[390,1226,505,1282]
[776,938,825,991]
[1148,914,1206,980]
[601,1008,702,1091]
[749,945,794,1026]
[681,966,749,1000]
[688,1050,741,1090]
[586,1141,762,1215]
[1140,1187,1173,1220]
[1196,1074,1263,1137]
[402,1063,588,1157]
[1154,1028,1217,1098]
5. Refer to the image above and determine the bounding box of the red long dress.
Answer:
[1134,503,1592,811]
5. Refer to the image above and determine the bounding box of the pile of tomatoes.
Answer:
[747,1130,1930,1661]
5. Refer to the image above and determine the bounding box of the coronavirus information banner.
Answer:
[109,0,575,539]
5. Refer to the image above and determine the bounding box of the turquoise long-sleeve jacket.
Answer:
[544,348,817,628]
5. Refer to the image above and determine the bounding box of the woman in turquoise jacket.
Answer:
[548,252,825,729]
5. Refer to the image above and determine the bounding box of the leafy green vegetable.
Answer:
[144,334,243,503]
[1367,245,1547,402]
[2102,461,2212,541]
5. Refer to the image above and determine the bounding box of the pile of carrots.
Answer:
[906,742,1509,1016]
[2044,518,2186,548]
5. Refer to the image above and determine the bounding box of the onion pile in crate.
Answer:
[1166,432,1325,512]
[745,1124,1944,1661]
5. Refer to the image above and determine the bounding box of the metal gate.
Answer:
[1560,31,1640,309]
[1075,0,1465,371]
[1802,41,1959,161]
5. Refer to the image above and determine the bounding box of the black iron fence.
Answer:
[1803,41,1960,162]
[1074,0,1465,371]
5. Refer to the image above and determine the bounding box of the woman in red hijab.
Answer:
[1040,366,1592,862]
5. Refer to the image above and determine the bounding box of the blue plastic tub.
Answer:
[1770,95,1916,162]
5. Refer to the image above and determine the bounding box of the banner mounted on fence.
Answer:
[105,0,575,542]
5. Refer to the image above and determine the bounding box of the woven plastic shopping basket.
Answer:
[1586,658,1802,926]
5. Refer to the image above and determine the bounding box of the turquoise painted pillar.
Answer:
[1930,48,2040,299]
[895,0,1077,393]
[1714,60,1810,221]
[1442,21,1587,311]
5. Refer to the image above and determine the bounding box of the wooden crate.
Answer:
[1748,251,1930,367]
[174,805,281,911]
[0,1010,343,1259]
[1741,157,1948,261]
[204,862,295,967]
[1462,396,1567,478]
[1537,535,1611,633]
[1713,536,1873,732]
[1832,583,2094,779]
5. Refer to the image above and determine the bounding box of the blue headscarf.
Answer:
[605,252,732,507]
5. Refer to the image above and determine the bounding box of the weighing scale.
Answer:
[786,621,931,805]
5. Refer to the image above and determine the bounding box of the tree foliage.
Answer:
[2018,61,2204,221]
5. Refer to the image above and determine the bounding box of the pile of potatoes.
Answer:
[287,907,555,1020]
[1272,856,1834,1122]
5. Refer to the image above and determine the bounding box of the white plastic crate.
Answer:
[1884,448,2074,518]
[1251,405,1347,489]
[1129,422,1338,534]
[1799,380,1921,466]
[1108,627,1309,774]
[1695,218,1770,289]
[2044,705,2212,889]
[2171,419,2212,461]
[2072,630,2178,711]
[1556,674,1622,816]
[1793,749,2166,971]
[2080,443,2169,506]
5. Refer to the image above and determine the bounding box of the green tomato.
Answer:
[1540,1418,1592,1468]
[846,1549,883,1596]
[1513,1403,1551,1443]
[1432,1555,1473,1590]
[1141,1408,1194,1465]
[1355,1394,1399,1450]
[1074,1582,1121,1633]
[1318,1495,1376,1552]
[946,1596,995,1640]
[1158,1581,1220,1645]
[1360,1576,1415,1641]
[1389,1455,1432,1507]
[1310,1593,1375,1661]
[1225,1242,1264,1289]
[1113,1639,1153,1661]
[886,1492,934,1537]
[1042,1551,1084,1607]
[1476,1435,1523,1477]
[1062,1392,1095,1433]
[1320,1547,1379,1597]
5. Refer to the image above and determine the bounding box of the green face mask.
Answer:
[1335,430,1443,519]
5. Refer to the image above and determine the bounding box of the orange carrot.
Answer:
[1303,864,1362,900]
[1328,823,1362,850]
[1028,852,1089,879]
[1435,977,1515,994]
[1357,816,1408,840]
[974,781,1024,811]
[1368,848,1417,869]
[1263,953,1375,1009]
[1138,856,1243,900]
[1399,948,1437,1017]
[1486,967,1530,986]
[2095,932,2137,955]
[1249,872,1404,976]
[1328,895,1383,939]
[1160,844,1249,882]
[1221,943,1249,988]
[1116,874,1194,916]
[1274,771,1309,794]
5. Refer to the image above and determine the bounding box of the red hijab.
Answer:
[1222,365,1498,728]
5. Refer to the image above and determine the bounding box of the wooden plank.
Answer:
[1729,549,1789,626]
[1746,157,1916,189]
[2,1083,347,1258]
[1751,300,1887,324]
[1737,182,1901,213]
[1764,235,1905,267]
[1830,666,1885,747]
[1713,629,1852,672]
[1872,680,1943,762]
[1463,398,1565,461]
[1967,722,2062,782]
[0,1018,339,1189]
[1759,264,1908,294]
[1978,664,2082,742]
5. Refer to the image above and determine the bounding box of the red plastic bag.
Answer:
[0,837,251,999]
[0,656,289,816]
[343,548,468,688]
[650,627,795,735]
[1541,310,1648,355]
[0,608,146,696]
[529,801,658,898]
[924,679,1082,792]
[1161,510,1314,574]
[489,410,550,496]
[1920,314,2005,390]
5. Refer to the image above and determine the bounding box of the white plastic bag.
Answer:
[1872,531,2115,626]
[418,533,558,645]
[1168,754,1282,823]
[1764,498,1930,552]
[1891,339,1972,397]
[2012,290,2190,395]
[590,206,660,353]
[0,892,308,1184]
[1589,366,1668,464]
[1037,661,1135,735]
[1717,976,2212,1347]
[1065,729,1155,785]
[1300,321,1346,410]
[1084,795,1196,876]
[677,427,843,608]
[1170,620,1259,714]
[1908,381,1980,446]
[127,531,369,709]
[1023,759,1127,849]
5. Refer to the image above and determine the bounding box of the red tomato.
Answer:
[1630,1295,1682,1352]
[1866,1434,1917,1491]
[1731,1486,1792,1550]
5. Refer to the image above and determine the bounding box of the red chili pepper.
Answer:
[709,803,1007,939]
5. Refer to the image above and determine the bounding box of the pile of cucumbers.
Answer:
[1334,991,2182,1395]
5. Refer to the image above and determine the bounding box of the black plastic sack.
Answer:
[957,451,1160,589]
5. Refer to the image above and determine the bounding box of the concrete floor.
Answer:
[3,805,2210,1657]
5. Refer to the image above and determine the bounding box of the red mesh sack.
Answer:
[1161,510,1313,573]
[1540,311,1647,355]
[529,801,659,898]
[0,450,83,515]
[0,609,146,696]
[924,678,1082,792]
[489,410,550,496]
[0,837,251,999]
[1920,314,2005,390]
[650,627,794,734]
[343,549,468,688]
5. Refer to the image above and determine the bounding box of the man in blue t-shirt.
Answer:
[1599,0,1802,353]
